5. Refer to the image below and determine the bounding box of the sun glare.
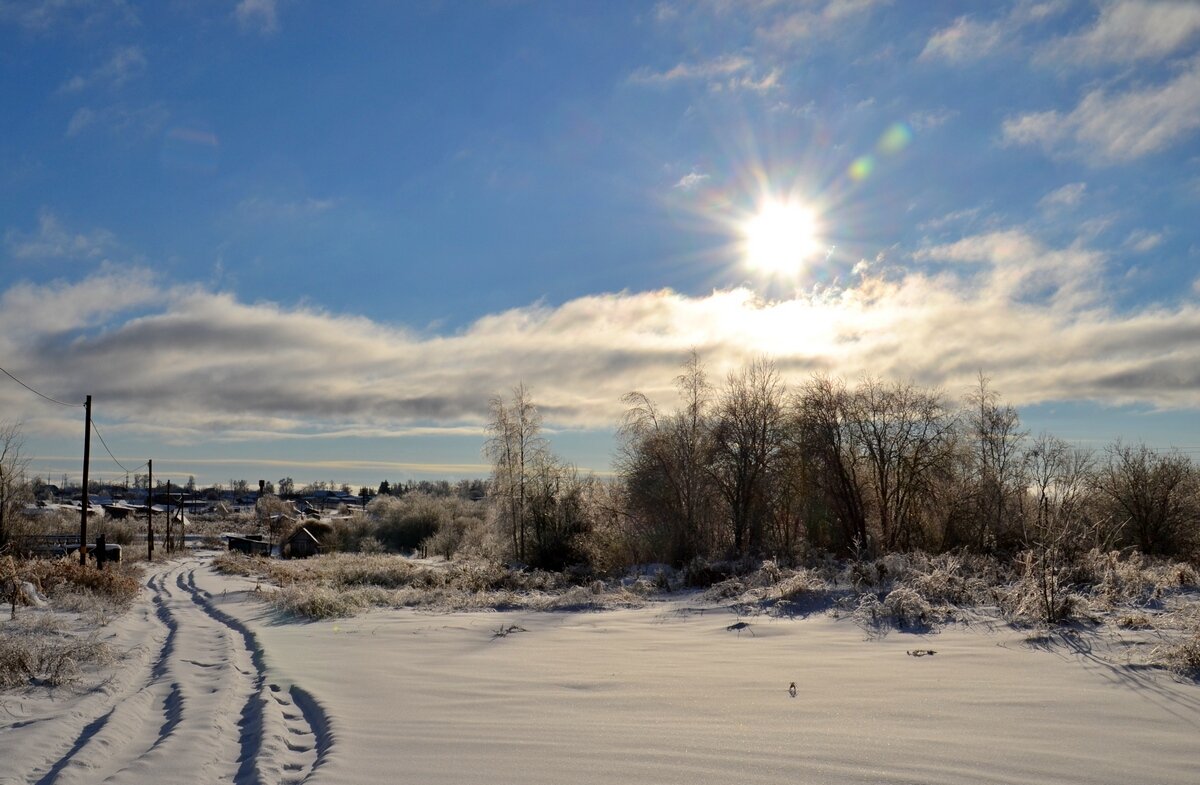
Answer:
[741,199,821,276]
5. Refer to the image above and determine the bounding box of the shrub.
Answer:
[368,495,448,552]
[19,559,140,608]
[1115,612,1153,630]
[1152,625,1200,679]
[0,616,114,688]
[270,584,371,619]
[1000,551,1078,625]
[212,551,264,576]
[330,516,374,553]
[882,587,935,629]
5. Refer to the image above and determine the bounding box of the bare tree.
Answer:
[485,383,549,563]
[964,373,1028,551]
[1093,442,1197,556]
[1026,434,1094,545]
[793,375,870,554]
[846,378,956,552]
[256,493,295,552]
[618,351,716,565]
[762,425,816,563]
[0,421,31,550]
[1017,434,1096,623]
[708,358,787,557]
[525,460,588,570]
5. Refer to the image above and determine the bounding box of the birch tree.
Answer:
[485,383,548,563]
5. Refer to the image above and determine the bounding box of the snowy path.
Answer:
[5,556,1199,784]
[0,558,333,785]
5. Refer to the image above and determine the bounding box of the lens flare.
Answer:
[877,122,912,155]
[849,155,874,181]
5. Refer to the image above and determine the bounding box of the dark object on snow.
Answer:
[906,649,937,657]
[788,681,797,697]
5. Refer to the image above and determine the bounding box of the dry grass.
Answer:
[0,613,114,688]
[0,558,139,690]
[1151,624,1200,680]
[216,551,645,619]
[213,545,1200,655]
[1115,612,1154,630]
[18,559,141,609]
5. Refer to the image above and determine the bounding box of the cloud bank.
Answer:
[3,227,1199,449]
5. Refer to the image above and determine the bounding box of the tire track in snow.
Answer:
[8,567,178,784]
[6,557,333,784]
[176,565,333,783]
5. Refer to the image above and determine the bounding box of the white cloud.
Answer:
[918,206,983,232]
[1043,1,1200,65]
[672,171,710,191]
[235,0,278,35]
[908,108,957,130]
[913,229,1103,309]
[0,0,138,32]
[1002,58,1200,163]
[756,0,886,47]
[630,54,781,93]
[1038,182,1087,209]
[728,67,780,93]
[653,2,678,23]
[59,45,145,93]
[919,16,1006,63]
[64,101,168,138]
[822,0,882,23]
[920,2,1069,64]
[0,266,158,359]
[630,55,751,84]
[4,208,116,260]
[66,107,96,136]
[1124,229,1164,253]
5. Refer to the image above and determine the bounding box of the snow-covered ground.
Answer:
[2,555,1198,784]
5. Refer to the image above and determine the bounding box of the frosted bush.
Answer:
[1152,625,1200,680]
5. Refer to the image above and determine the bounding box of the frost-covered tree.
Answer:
[0,421,31,548]
[1094,442,1198,556]
[708,358,787,557]
[963,373,1027,551]
[618,351,717,565]
[485,383,549,562]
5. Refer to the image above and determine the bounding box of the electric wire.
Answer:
[90,419,145,475]
[0,365,85,407]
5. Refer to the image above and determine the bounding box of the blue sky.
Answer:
[2,0,1200,488]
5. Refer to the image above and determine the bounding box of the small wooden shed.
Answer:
[228,534,271,556]
[283,521,334,558]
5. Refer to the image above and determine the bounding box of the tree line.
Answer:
[485,354,1200,571]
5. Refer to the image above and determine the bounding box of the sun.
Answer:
[741,198,822,275]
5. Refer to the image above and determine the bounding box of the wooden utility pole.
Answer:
[147,458,154,560]
[165,479,172,553]
[79,395,92,567]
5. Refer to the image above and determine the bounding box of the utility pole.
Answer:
[147,458,154,560]
[79,395,92,567]
[165,478,172,553]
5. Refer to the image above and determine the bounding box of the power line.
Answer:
[0,366,85,408]
[90,419,145,475]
